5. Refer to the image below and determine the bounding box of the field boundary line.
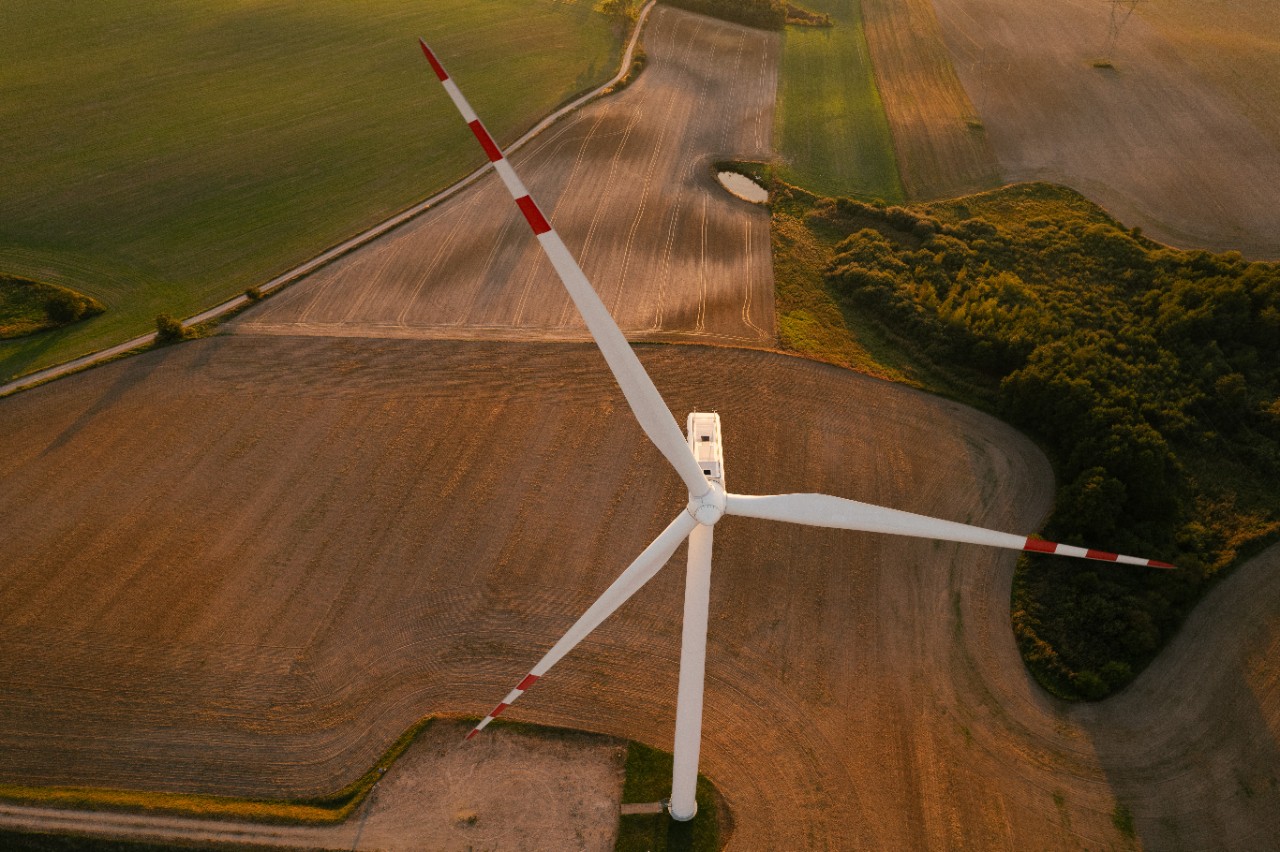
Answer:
[0,1,657,400]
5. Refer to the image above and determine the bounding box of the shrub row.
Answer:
[658,0,786,30]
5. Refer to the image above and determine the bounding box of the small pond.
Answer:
[716,171,768,204]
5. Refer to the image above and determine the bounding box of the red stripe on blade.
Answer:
[468,120,503,162]
[516,196,552,235]
[489,702,510,718]
[1086,549,1119,562]
[419,40,448,81]
[517,674,539,691]
[465,729,478,741]
[1023,538,1057,554]
[1150,560,1176,569]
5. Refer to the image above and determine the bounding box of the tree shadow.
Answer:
[36,344,179,456]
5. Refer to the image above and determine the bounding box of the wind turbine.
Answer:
[417,40,1174,822]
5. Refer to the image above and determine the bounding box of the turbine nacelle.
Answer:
[685,412,726,526]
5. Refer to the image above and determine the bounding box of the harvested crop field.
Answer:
[3,335,1279,849]
[238,6,779,346]
[860,0,1001,199]
[931,0,1280,257]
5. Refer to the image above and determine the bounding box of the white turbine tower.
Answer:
[418,41,1174,822]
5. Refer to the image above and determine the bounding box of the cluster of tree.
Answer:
[0,274,104,339]
[154,313,190,344]
[658,0,786,30]
[598,0,639,18]
[819,190,1280,698]
[609,44,647,92]
[784,2,833,27]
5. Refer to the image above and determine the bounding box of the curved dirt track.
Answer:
[930,0,1280,257]
[237,6,779,346]
[2,335,1278,849]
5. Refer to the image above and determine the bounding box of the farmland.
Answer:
[858,0,1001,199]
[3,2,1280,850]
[2,336,1279,848]
[930,0,1280,257]
[237,6,779,346]
[1147,0,1280,148]
[773,0,903,201]
[0,0,624,382]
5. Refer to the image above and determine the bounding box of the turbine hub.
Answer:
[687,482,726,526]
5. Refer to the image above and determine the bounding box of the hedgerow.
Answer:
[658,0,786,30]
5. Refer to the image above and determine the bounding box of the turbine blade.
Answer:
[724,492,1175,569]
[418,40,709,498]
[465,510,700,740]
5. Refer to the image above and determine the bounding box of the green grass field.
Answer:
[0,0,624,381]
[772,0,903,202]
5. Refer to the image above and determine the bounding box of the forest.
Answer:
[805,183,1280,697]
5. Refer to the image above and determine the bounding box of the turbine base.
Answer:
[667,797,697,822]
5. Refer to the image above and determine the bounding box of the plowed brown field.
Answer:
[931,0,1280,257]
[3,336,1278,849]
[237,6,779,345]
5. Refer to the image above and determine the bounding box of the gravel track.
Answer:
[235,7,779,345]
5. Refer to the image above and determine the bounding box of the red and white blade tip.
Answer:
[417,40,552,237]
[1022,536,1174,569]
[465,673,540,741]
[419,39,448,82]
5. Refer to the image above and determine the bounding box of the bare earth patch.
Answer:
[353,722,626,852]
[930,0,1280,257]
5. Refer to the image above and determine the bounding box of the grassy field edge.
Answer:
[772,0,903,202]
